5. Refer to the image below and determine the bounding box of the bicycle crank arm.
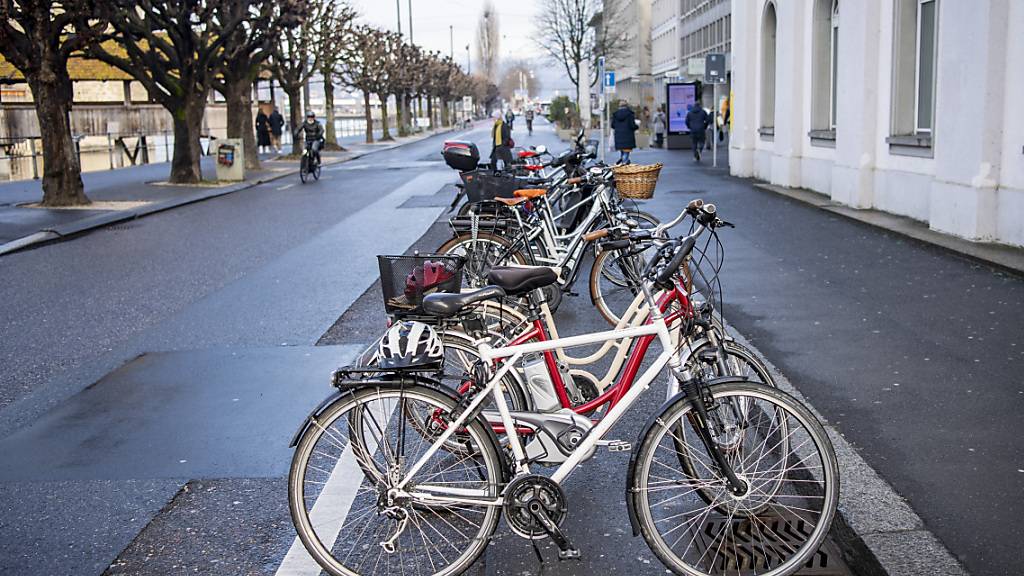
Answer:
[528,503,580,560]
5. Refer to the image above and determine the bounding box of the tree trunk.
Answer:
[378,93,392,141]
[28,69,90,206]
[441,99,450,127]
[224,76,260,171]
[169,96,205,183]
[396,92,408,137]
[363,91,374,144]
[427,96,434,130]
[323,78,342,150]
[285,85,303,155]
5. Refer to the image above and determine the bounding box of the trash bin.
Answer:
[215,138,244,181]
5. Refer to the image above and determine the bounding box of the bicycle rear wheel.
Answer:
[631,381,839,576]
[289,385,503,576]
[299,156,309,183]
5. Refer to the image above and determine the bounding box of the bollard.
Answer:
[163,131,170,163]
[108,133,115,169]
[29,138,39,179]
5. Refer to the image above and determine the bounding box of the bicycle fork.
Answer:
[678,370,748,496]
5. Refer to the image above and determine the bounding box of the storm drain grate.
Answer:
[691,515,853,575]
[106,223,139,231]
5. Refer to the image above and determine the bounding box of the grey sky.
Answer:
[350,0,574,98]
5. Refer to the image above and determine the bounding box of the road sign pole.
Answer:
[598,57,606,163]
[712,83,718,168]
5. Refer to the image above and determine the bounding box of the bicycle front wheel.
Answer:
[299,156,309,183]
[631,381,839,576]
[289,385,503,576]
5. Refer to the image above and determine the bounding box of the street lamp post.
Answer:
[395,0,401,34]
[449,25,454,58]
[408,0,413,42]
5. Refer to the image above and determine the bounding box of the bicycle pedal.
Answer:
[606,440,632,452]
[558,547,582,561]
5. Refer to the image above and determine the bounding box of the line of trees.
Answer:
[0,0,497,206]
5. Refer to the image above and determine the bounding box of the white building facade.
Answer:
[729,0,1024,247]
[652,0,732,111]
[605,0,653,111]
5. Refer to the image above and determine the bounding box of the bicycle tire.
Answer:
[299,156,308,183]
[631,381,839,576]
[289,384,503,576]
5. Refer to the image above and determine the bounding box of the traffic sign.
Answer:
[603,71,616,94]
[704,53,727,84]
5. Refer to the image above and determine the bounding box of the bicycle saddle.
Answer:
[514,188,548,199]
[487,266,558,296]
[422,285,506,318]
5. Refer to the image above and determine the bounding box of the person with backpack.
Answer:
[685,103,710,162]
[490,114,513,170]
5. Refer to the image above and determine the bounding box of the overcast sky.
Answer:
[349,0,575,98]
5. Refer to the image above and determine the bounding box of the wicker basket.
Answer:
[612,163,662,199]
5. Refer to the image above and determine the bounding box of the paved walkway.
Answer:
[0,129,439,247]
[622,141,1022,576]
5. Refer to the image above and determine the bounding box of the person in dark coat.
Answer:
[255,109,271,153]
[611,101,638,164]
[685,103,710,162]
[268,106,285,153]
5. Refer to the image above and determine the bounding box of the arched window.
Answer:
[830,0,839,128]
[811,0,838,135]
[760,2,777,131]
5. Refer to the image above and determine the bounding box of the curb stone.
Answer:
[0,129,454,257]
[724,326,970,576]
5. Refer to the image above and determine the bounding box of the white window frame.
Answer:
[829,0,839,129]
[913,0,937,134]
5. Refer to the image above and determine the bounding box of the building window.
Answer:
[810,0,839,137]
[891,0,938,143]
[830,0,839,129]
[760,2,777,131]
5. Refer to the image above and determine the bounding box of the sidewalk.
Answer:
[0,129,448,254]
[625,141,1024,575]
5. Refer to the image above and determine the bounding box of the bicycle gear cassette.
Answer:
[503,475,568,540]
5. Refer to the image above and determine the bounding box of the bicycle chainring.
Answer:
[503,475,568,540]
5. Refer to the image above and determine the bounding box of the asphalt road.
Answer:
[0,116,1020,576]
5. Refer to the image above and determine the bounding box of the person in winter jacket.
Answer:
[611,101,638,164]
[490,115,513,169]
[652,106,667,149]
[685,104,710,162]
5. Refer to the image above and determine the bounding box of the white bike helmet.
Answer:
[377,321,444,369]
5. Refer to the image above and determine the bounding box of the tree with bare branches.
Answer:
[0,0,108,205]
[315,0,356,150]
[269,0,328,155]
[88,1,250,183]
[533,0,630,94]
[336,25,389,144]
[212,0,307,170]
[475,1,499,83]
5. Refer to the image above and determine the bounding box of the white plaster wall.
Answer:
[801,156,833,196]
[995,1,1024,246]
[728,0,760,176]
[874,169,932,221]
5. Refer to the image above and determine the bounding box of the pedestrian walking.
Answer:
[268,106,285,153]
[504,108,515,130]
[611,101,638,165]
[685,103,710,162]
[652,106,667,149]
[490,113,513,170]
[255,108,272,153]
[525,108,535,136]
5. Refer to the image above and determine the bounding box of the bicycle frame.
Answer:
[396,286,690,505]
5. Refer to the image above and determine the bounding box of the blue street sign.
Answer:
[604,71,615,88]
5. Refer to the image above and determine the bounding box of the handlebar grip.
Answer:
[583,229,609,242]
[687,198,704,210]
[655,236,696,288]
[598,239,631,251]
[566,177,583,185]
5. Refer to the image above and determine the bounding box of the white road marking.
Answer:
[277,183,297,191]
[274,398,397,576]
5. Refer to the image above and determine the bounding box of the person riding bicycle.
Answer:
[294,110,325,164]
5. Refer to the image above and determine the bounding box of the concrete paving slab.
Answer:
[862,531,968,576]
[0,345,361,481]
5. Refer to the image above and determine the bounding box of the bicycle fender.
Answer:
[288,390,347,448]
[624,375,751,536]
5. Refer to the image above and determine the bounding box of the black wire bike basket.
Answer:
[377,254,464,317]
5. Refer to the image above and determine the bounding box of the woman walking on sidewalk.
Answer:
[652,106,666,148]
[611,101,638,164]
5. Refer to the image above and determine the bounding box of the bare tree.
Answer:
[336,25,389,143]
[315,0,357,150]
[212,0,307,170]
[0,0,107,205]
[269,0,328,155]
[475,1,499,83]
[533,0,630,94]
[88,1,249,184]
[498,61,541,101]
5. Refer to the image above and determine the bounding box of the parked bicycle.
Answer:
[287,202,840,576]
